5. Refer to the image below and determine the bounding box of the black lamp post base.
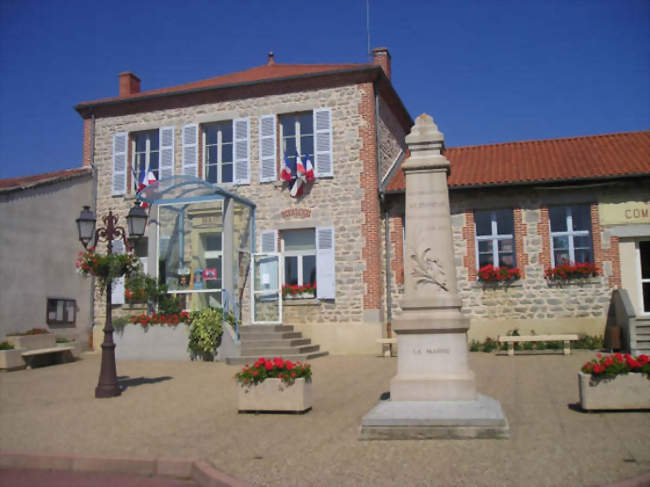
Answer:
[95,384,122,398]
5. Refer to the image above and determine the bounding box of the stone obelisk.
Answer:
[360,114,508,440]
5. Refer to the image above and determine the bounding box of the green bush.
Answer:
[188,308,226,361]
[574,334,604,350]
[0,341,14,350]
[469,340,481,352]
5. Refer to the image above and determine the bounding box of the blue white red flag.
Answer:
[304,155,315,182]
[281,155,293,182]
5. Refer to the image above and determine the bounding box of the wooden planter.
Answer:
[0,349,26,371]
[578,372,650,411]
[238,378,312,413]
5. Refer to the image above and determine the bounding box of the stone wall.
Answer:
[90,82,396,350]
[386,182,647,341]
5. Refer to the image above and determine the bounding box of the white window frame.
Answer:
[474,210,515,269]
[203,121,234,185]
[279,111,314,164]
[281,229,316,288]
[132,130,160,191]
[549,205,593,267]
[636,239,650,316]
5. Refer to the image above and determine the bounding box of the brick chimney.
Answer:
[119,72,141,97]
[372,47,391,80]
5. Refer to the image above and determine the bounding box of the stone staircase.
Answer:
[225,325,328,365]
[630,317,650,356]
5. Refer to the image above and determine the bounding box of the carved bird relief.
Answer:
[410,247,448,292]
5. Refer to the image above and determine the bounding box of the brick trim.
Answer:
[462,210,477,281]
[591,203,621,288]
[513,208,528,278]
[82,119,92,167]
[389,207,404,286]
[359,83,382,311]
[537,206,552,271]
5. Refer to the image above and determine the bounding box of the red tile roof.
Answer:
[77,62,374,107]
[0,167,91,193]
[385,131,650,192]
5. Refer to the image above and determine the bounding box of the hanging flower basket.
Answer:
[75,247,141,290]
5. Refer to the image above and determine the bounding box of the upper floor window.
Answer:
[133,130,159,190]
[549,204,593,266]
[280,112,314,166]
[475,209,515,269]
[203,122,233,184]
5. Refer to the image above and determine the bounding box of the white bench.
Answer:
[21,346,74,369]
[497,334,579,356]
[377,338,397,357]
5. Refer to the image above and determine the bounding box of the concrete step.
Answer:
[226,350,329,366]
[239,325,294,334]
[241,344,320,356]
[241,338,311,349]
[239,332,303,340]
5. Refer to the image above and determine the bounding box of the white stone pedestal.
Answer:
[360,114,508,440]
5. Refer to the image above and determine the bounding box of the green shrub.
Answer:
[469,340,481,352]
[482,337,497,353]
[523,341,534,351]
[188,308,226,361]
[0,341,14,350]
[574,334,604,350]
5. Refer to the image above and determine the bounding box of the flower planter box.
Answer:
[578,372,650,410]
[238,378,312,413]
[114,325,191,361]
[6,334,56,351]
[0,349,26,371]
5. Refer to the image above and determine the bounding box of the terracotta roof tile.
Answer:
[0,167,91,193]
[385,131,650,192]
[78,62,373,106]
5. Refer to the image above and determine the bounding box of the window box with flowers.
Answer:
[476,265,521,288]
[236,357,312,413]
[578,353,650,410]
[282,283,317,300]
[545,262,600,286]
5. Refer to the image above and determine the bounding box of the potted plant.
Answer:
[187,307,228,361]
[235,357,312,413]
[75,247,141,291]
[578,353,650,410]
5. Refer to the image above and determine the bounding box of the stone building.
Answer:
[75,48,411,354]
[0,168,93,343]
[385,129,650,344]
[74,48,649,355]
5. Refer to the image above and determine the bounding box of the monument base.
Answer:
[359,394,509,440]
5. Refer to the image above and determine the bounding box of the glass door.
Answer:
[639,240,650,314]
[251,253,282,324]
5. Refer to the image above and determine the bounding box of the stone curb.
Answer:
[600,472,650,487]
[0,450,253,487]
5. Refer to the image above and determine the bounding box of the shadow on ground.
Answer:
[117,376,172,390]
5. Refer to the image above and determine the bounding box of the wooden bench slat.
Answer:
[497,335,579,343]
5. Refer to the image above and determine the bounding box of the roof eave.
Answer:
[75,65,385,116]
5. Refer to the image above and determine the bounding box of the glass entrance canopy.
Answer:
[136,176,255,316]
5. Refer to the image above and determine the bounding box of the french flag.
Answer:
[281,155,293,182]
[304,155,315,182]
[136,168,156,208]
[290,155,306,198]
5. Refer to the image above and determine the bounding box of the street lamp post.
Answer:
[76,204,148,398]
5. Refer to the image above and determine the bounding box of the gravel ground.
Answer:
[0,351,648,487]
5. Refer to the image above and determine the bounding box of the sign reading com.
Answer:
[600,202,650,225]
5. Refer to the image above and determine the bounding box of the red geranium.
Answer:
[235,356,312,385]
[582,353,650,378]
[477,265,521,283]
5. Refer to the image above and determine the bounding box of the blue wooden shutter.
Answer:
[159,126,175,180]
[314,108,333,177]
[182,124,198,177]
[233,118,250,185]
[259,115,277,182]
[112,133,127,195]
[260,230,278,253]
[316,227,335,299]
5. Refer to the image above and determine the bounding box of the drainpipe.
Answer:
[89,111,97,348]
[375,84,392,338]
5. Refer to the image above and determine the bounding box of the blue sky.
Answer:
[0,0,648,179]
